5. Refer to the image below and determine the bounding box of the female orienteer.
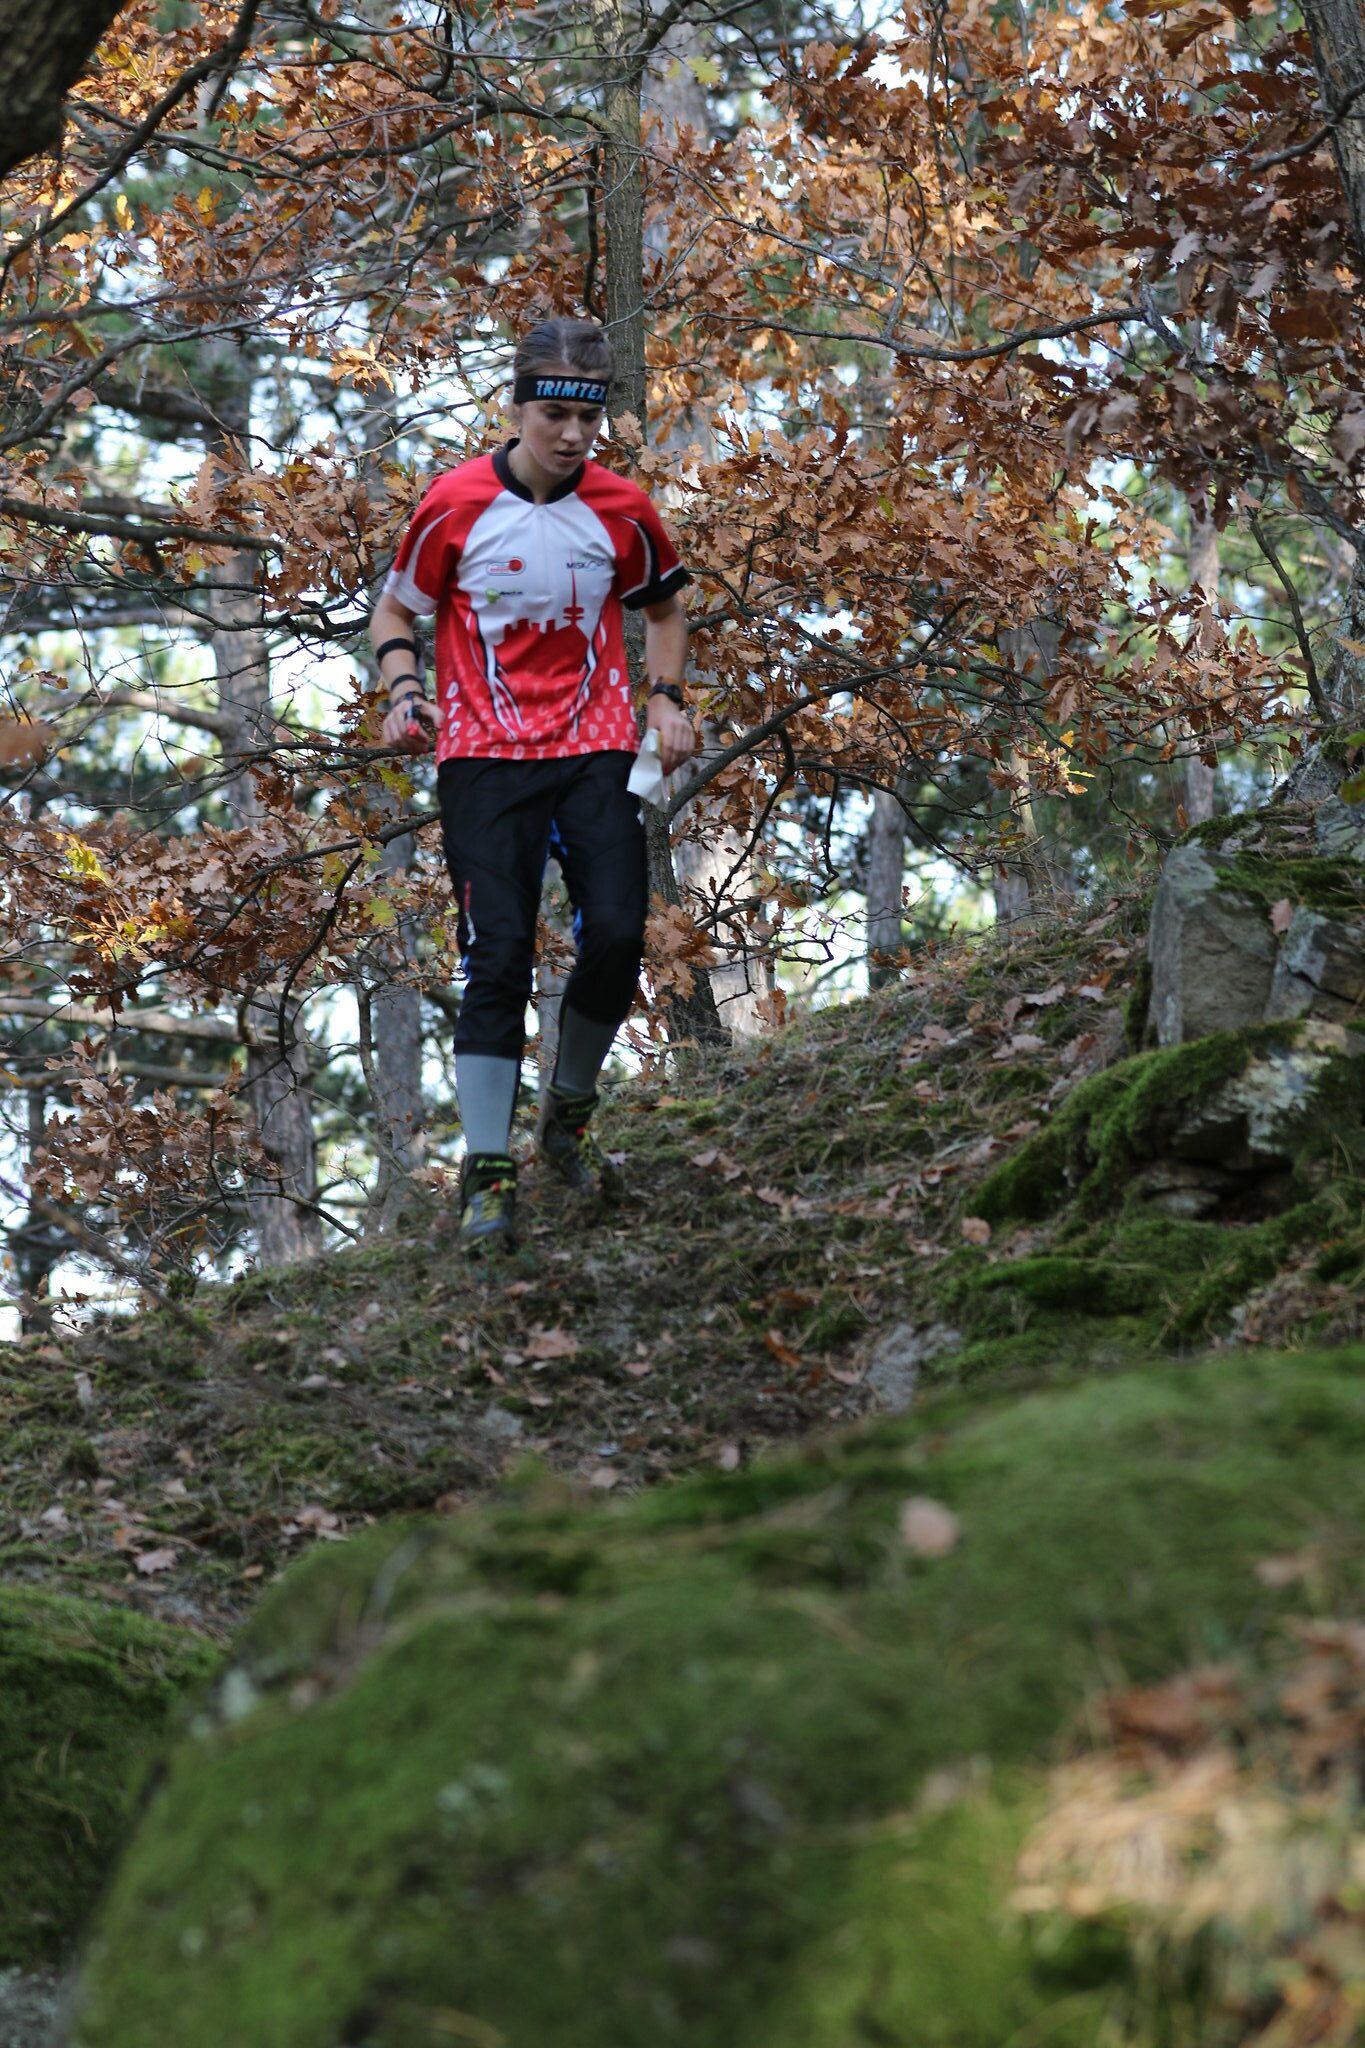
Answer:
[369,317,696,1251]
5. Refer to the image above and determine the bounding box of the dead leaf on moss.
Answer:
[764,1328,803,1369]
[1256,1550,1315,1588]
[960,1216,992,1245]
[134,1547,178,1575]
[526,1326,579,1362]
[898,1496,960,1555]
[1270,897,1295,934]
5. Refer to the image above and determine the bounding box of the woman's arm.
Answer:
[370,592,435,749]
[642,594,695,774]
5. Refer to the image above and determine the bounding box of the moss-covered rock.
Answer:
[68,1345,1365,2047]
[1150,802,1365,1045]
[0,1589,215,1969]
[974,1020,1364,1226]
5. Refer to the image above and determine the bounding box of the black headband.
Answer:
[512,374,609,407]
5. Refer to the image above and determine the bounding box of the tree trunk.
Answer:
[199,343,320,1265]
[866,788,907,987]
[1298,0,1365,718]
[358,390,428,1228]
[1300,0,1365,272]
[11,1086,60,1334]
[0,0,130,176]
[641,19,773,1037]
[994,621,1068,928]
[1184,497,1219,825]
[588,0,726,1050]
[361,823,427,1231]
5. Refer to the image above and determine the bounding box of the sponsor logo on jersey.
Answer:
[486,587,524,602]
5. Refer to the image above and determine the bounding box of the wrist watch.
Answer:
[648,682,685,710]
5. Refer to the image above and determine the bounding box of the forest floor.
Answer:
[3,885,1359,1646]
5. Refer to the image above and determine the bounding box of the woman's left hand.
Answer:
[646,699,697,776]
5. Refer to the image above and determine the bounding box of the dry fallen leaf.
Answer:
[764,1328,803,1369]
[1269,897,1295,934]
[525,1326,579,1362]
[717,1444,741,1471]
[1255,1550,1315,1589]
[588,1466,620,1490]
[621,1358,652,1378]
[898,1497,961,1557]
[134,1547,179,1575]
[960,1216,992,1245]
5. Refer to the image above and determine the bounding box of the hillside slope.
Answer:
[1,838,1362,2034]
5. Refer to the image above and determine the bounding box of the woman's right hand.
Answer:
[381,695,437,752]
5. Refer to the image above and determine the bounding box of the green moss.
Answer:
[1217,852,1363,917]
[71,1347,1365,2048]
[0,1588,216,1968]
[974,1026,1304,1225]
[1123,954,1153,1052]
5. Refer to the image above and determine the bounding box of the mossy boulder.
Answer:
[0,1588,216,1969]
[67,1344,1365,2047]
[975,1018,1364,1227]
[1147,801,1365,1046]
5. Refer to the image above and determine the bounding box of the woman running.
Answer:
[370,316,696,1250]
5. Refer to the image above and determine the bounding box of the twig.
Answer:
[1246,507,1330,720]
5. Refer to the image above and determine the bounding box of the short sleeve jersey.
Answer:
[383,443,690,763]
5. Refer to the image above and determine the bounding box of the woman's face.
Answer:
[512,376,606,479]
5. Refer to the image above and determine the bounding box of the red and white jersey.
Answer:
[383,444,690,763]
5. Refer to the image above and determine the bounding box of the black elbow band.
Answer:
[376,635,420,664]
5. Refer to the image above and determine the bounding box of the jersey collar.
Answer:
[494,441,585,504]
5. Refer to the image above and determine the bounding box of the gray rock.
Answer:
[864,1323,959,1413]
[1148,843,1276,1046]
[1173,1020,1365,1170]
[1265,907,1365,1025]
[1131,1158,1242,1219]
[473,1404,525,1446]
[1313,794,1365,862]
[0,1969,60,2048]
[1273,745,1347,807]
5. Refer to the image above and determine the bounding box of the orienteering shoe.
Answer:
[535,1088,624,1201]
[458,1153,518,1253]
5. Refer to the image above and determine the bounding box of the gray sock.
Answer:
[552,1005,618,1098]
[456,1054,520,1156]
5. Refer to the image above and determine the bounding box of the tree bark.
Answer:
[0,0,130,176]
[1184,497,1219,825]
[640,21,773,1036]
[356,390,428,1228]
[865,788,907,987]
[199,343,320,1265]
[1300,0,1365,271]
[1299,0,1365,719]
[588,0,727,1050]
[994,621,1068,928]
